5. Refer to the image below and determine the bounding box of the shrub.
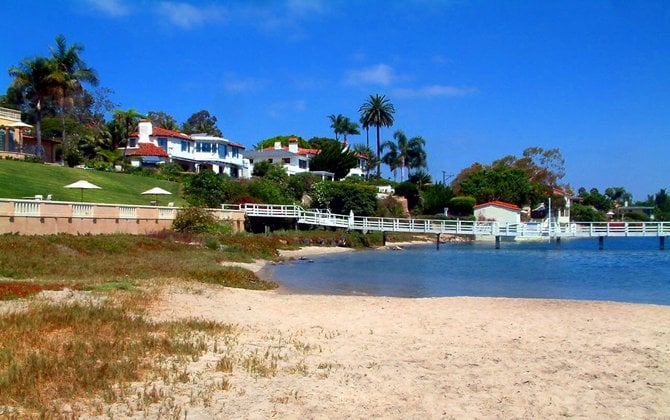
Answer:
[311,181,378,216]
[571,203,606,222]
[247,178,291,204]
[172,206,232,234]
[186,170,225,208]
[449,196,476,217]
[421,183,454,215]
[376,197,407,217]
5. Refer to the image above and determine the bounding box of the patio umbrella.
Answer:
[64,180,101,202]
[141,187,172,205]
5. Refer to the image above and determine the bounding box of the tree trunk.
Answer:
[376,125,381,178]
[35,98,44,159]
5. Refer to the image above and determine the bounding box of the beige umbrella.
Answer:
[141,187,172,205]
[64,180,101,202]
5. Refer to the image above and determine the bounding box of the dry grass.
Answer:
[0,290,235,415]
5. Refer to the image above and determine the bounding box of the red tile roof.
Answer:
[261,146,320,156]
[227,141,246,149]
[130,127,190,140]
[124,143,169,157]
[474,200,521,211]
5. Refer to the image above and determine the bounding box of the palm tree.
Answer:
[359,94,395,177]
[352,143,378,179]
[327,114,345,141]
[114,108,145,156]
[8,56,58,158]
[341,117,360,144]
[380,140,401,181]
[406,135,427,174]
[50,34,99,162]
[359,114,370,149]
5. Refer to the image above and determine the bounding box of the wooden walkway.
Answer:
[224,203,670,240]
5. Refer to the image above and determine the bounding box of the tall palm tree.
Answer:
[359,94,395,177]
[8,56,58,158]
[327,114,345,141]
[114,108,145,156]
[50,34,99,162]
[406,135,427,174]
[381,140,401,181]
[359,114,370,149]
[341,117,360,144]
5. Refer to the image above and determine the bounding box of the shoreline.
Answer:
[147,284,670,418]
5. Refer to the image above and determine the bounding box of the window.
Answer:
[0,129,5,151]
[201,142,212,153]
[157,137,168,151]
[218,144,227,159]
[128,138,137,148]
[282,158,291,164]
[268,159,273,163]
[195,142,201,152]
[212,143,218,153]
[231,147,239,158]
[299,159,307,169]
[181,140,190,152]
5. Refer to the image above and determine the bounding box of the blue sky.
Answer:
[2,0,669,200]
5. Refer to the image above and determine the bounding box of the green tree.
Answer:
[147,110,178,130]
[421,183,454,215]
[380,140,401,181]
[578,187,611,212]
[341,116,360,143]
[49,34,99,162]
[327,114,345,141]
[604,187,632,206]
[308,139,358,180]
[352,143,377,179]
[359,94,395,177]
[311,181,378,216]
[457,166,533,207]
[571,203,607,222]
[185,169,225,208]
[114,108,145,155]
[8,56,58,157]
[449,196,476,217]
[182,110,222,136]
[395,181,420,212]
[382,130,427,181]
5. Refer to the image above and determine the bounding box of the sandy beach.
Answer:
[140,245,670,418]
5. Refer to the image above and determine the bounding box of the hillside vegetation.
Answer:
[0,160,186,205]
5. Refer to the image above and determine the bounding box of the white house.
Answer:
[245,137,368,179]
[474,200,522,224]
[244,137,317,176]
[125,120,249,178]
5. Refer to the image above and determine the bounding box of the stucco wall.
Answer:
[474,206,521,224]
[0,199,246,235]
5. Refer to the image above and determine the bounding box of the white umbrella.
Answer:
[141,187,172,205]
[64,180,101,202]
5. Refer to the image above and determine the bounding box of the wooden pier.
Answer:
[225,203,670,249]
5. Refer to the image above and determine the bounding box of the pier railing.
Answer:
[223,203,670,239]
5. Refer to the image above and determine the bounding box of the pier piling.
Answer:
[661,236,666,251]
[598,236,604,250]
[436,233,440,250]
[495,236,501,249]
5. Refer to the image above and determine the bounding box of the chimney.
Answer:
[288,137,298,153]
[138,120,152,143]
[274,141,282,150]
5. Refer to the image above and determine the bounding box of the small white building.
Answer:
[474,200,522,224]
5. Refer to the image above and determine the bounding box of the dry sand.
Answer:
[137,245,670,418]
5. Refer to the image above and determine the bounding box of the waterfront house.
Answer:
[245,137,368,179]
[245,137,318,176]
[474,200,522,224]
[125,120,248,177]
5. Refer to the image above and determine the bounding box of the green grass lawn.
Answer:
[0,159,187,206]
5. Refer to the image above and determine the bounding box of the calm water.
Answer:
[267,237,670,305]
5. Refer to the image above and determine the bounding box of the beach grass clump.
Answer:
[0,299,235,413]
[0,233,276,290]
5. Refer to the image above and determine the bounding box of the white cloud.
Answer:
[84,0,130,17]
[156,2,226,29]
[269,100,306,118]
[223,76,266,93]
[344,64,396,86]
[392,85,478,97]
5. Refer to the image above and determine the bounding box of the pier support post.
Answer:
[598,236,604,250]
[661,236,666,251]
[495,236,501,249]
[382,231,387,246]
[436,233,440,250]
[555,237,561,249]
